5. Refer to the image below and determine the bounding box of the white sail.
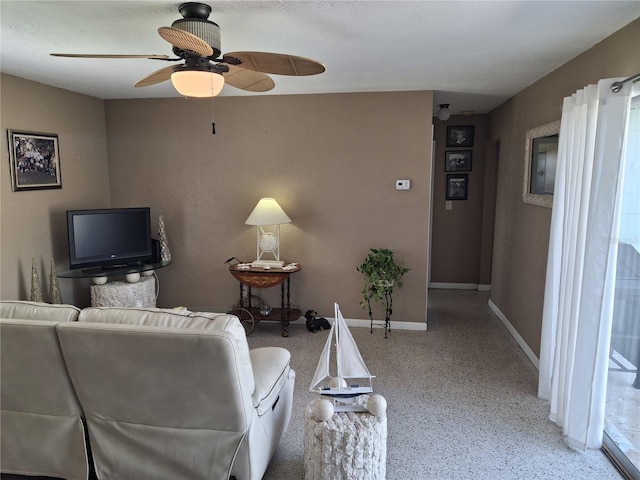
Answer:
[335,303,372,380]
[309,303,373,393]
[309,319,334,390]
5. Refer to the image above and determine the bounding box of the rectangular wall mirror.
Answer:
[523,120,560,208]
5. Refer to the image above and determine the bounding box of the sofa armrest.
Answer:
[250,347,291,416]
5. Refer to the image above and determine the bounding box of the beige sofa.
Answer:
[0,301,295,480]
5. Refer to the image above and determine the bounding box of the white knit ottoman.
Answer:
[304,400,387,480]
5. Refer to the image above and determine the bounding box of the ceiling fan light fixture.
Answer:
[171,69,225,97]
[437,104,451,121]
[48,2,325,96]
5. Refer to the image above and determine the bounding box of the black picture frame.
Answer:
[446,125,475,147]
[7,129,62,191]
[446,174,468,200]
[445,150,473,172]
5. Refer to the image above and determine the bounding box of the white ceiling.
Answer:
[1,1,639,116]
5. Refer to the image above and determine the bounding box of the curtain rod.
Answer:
[611,73,640,93]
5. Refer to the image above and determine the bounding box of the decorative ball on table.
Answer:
[92,276,108,285]
[141,269,154,277]
[313,398,335,422]
[366,394,387,416]
[126,272,141,283]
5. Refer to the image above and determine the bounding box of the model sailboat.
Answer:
[309,303,374,412]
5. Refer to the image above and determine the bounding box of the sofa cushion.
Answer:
[250,347,292,416]
[78,307,254,394]
[1,317,88,480]
[0,300,80,322]
[1,319,81,413]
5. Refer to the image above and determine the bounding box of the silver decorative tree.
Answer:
[158,215,172,263]
[30,258,43,302]
[49,258,63,304]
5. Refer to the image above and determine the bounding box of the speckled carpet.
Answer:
[250,289,622,480]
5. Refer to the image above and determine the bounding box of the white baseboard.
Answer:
[333,317,427,332]
[429,282,492,292]
[488,299,539,370]
[429,282,478,290]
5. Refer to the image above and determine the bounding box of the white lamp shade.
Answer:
[171,70,225,97]
[245,198,291,226]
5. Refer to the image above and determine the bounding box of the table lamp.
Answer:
[245,198,291,268]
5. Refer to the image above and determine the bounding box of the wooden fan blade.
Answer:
[135,65,176,88]
[222,64,274,92]
[224,51,325,76]
[158,27,213,57]
[51,53,170,60]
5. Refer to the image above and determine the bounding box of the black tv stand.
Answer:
[81,265,125,274]
[58,261,171,279]
[80,262,150,274]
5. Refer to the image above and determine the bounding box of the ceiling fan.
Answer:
[50,2,325,97]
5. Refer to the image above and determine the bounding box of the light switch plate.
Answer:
[396,179,411,190]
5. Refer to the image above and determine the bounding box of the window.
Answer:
[604,94,640,479]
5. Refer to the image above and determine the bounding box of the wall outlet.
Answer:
[446,201,452,210]
[396,179,411,190]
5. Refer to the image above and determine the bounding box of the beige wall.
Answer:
[0,74,110,304]
[0,78,431,323]
[104,91,433,322]
[488,18,640,357]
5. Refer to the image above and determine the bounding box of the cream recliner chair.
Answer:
[56,307,295,480]
[0,301,89,480]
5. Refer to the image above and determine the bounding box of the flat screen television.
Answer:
[67,207,153,271]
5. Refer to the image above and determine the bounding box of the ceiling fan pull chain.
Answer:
[211,97,216,135]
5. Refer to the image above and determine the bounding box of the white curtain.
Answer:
[538,78,637,450]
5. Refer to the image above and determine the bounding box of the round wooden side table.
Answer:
[228,264,302,336]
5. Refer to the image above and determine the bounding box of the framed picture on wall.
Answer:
[7,129,62,191]
[446,125,475,147]
[445,150,472,172]
[446,174,468,200]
